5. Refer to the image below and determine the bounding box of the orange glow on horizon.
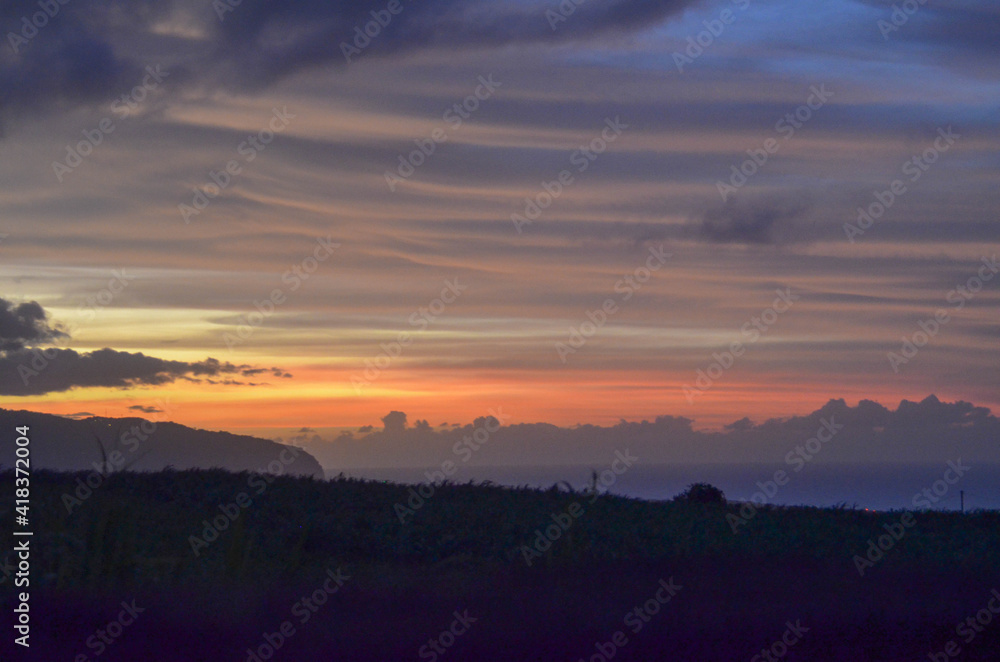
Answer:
[6,363,995,436]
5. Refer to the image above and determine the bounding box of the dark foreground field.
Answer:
[1,469,999,661]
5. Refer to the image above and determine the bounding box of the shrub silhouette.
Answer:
[675,482,726,504]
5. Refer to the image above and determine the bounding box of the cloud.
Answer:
[694,196,813,245]
[0,26,140,134]
[0,0,700,131]
[241,366,293,378]
[724,416,754,432]
[0,297,291,395]
[381,410,407,433]
[0,347,284,396]
[128,404,164,413]
[0,297,68,351]
[855,1,1000,78]
[514,195,821,248]
[304,396,1000,469]
[207,0,705,90]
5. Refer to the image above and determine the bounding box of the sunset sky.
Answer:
[1,0,997,440]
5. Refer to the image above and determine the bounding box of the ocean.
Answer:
[330,462,1000,511]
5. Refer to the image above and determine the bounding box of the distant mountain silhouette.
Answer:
[0,408,323,477]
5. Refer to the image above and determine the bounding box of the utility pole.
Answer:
[960,490,964,513]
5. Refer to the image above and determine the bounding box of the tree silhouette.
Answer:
[675,482,726,504]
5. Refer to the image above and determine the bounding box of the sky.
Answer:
[0,0,998,448]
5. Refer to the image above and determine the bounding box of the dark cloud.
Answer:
[241,366,293,378]
[0,347,282,395]
[204,0,704,89]
[0,297,291,395]
[0,31,138,133]
[0,0,699,130]
[468,195,824,248]
[0,297,68,351]
[66,411,96,419]
[694,196,813,245]
[128,404,163,413]
[381,410,407,433]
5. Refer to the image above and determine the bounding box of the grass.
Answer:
[1,468,998,660]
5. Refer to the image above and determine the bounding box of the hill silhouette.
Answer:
[0,408,322,477]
